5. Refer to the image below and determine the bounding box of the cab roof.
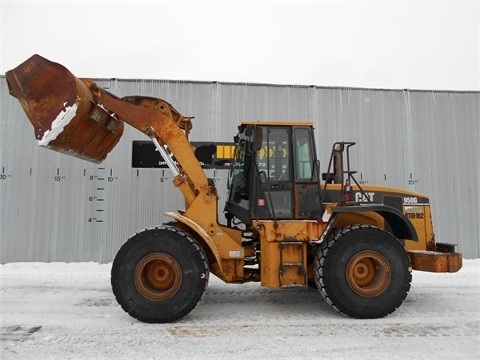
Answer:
[240,120,313,127]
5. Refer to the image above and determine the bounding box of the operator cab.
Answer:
[225,122,323,224]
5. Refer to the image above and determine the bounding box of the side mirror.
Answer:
[322,172,335,184]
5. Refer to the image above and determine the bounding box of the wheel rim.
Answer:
[346,250,391,297]
[134,253,182,301]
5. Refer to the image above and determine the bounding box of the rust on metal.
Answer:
[408,250,463,273]
[134,252,183,301]
[5,54,124,163]
[346,250,392,297]
[121,96,194,135]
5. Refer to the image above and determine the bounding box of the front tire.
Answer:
[111,225,209,323]
[314,225,412,318]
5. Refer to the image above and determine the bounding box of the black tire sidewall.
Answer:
[320,226,411,318]
[111,227,208,323]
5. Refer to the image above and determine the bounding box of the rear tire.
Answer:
[111,225,209,323]
[314,225,412,318]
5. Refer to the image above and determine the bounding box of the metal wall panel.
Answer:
[1,77,478,262]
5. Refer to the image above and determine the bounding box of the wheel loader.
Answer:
[5,54,462,323]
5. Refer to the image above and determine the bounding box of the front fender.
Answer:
[331,203,418,241]
[164,211,224,272]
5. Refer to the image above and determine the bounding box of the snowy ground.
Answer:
[1,260,479,360]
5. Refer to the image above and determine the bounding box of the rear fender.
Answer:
[331,204,418,242]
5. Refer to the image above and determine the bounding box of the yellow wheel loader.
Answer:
[6,55,462,323]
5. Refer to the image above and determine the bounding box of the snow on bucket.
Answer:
[6,54,124,163]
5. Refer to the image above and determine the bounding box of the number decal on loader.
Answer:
[405,212,424,220]
[403,197,418,204]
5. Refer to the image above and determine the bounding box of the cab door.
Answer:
[255,126,293,219]
[292,126,322,219]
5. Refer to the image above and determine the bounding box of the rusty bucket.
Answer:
[6,54,124,163]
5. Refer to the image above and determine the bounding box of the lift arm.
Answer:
[6,54,209,209]
[85,80,210,207]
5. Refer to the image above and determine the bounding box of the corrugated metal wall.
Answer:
[1,77,479,262]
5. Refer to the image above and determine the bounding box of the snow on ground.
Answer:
[1,260,479,360]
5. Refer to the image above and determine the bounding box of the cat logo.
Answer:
[355,192,375,202]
